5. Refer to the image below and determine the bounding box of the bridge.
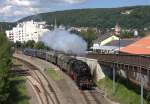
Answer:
[87,53,150,104]
[87,53,150,74]
[87,53,150,90]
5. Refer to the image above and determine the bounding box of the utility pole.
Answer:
[141,72,144,104]
[54,18,57,29]
[44,51,48,71]
[112,20,121,95]
[113,65,116,94]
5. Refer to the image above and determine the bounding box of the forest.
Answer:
[1,6,150,32]
[18,5,150,29]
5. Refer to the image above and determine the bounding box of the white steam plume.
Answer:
[40,28,87,55]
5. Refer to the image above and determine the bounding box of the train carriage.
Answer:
[23,48,36,57]
[36,50,46,59]
[23,48,93,89]
[58,54,70,71]
[47,51,57,64]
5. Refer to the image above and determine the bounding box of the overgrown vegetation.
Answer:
[97,76,150,104]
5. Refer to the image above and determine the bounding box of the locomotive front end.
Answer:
[78,64,93,90]
[79,76,93,89]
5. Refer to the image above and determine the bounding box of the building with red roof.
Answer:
[120,35,150,55]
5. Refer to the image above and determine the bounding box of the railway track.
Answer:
[81,88,107,104]
[13,54,115,104]
[12,58,60,104]
[26,77,45,104]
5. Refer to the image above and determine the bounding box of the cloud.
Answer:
[0,0,87,22]
[0,5,12,15]
[7,0,33,6]
[50,0,87,4]
[64,0,86,4]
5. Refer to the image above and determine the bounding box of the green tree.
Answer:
[139,31,146,37]
[120,31,134,38]
[0,32,12,103]
[24,40,35,48]
[18,6,150,30]
[15,41,22,48]
[34,41,47,49]
[80,29,97,48]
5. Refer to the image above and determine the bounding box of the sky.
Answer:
[0,0,150,22]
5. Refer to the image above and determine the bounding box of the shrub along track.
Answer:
[12,58,60,104]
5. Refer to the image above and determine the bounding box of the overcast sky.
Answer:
[0,0,150,22]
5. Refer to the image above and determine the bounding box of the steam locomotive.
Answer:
[23,48,93,89]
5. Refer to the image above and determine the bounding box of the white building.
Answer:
[5,20,47,43]
[115,23,121,35]
[69,27,88,32]
[134,30,138,37]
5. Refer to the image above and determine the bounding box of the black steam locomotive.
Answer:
[23,48,93,89]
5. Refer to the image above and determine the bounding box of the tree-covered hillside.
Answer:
[18,5,150,29]
[0,22,16,32]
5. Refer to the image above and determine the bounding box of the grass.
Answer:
[8,60,29,104]
[47,68,61,81]
[97,77,149,104]
[8,76,29,104]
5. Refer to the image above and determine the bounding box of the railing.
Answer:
[87,53,150,69]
